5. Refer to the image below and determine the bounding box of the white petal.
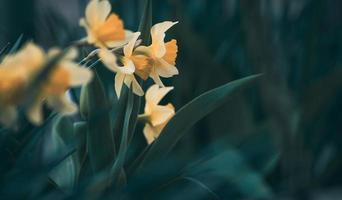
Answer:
[150,68,165,87]
[143,122,167,145]
[155,59,179,78]
[48,47,77,61]
[131,76,144,96]
[98,49,120,72]
[86,0,111,27]
[143,124,156,145]
[85,0,99,27]
[123,75,144,96]
[150,105,175,126]
[100,51,135,75]
[151,38,166,59]
[47,48,60,58]
[80,19,97,44]
[119,59,135,74]
[115,73,125,98]
[151,21,179,36]
[123,32,141,57]
[16,42,45,68]
[151,21,178,58]
[145,84,173,106]
[123,75,133,88]
[135,45,151,56]
[27,99,44,125]
[97,0,111,24]
[64,62,93,86]
[65,48,78,60]
[0,106,18,127]
[47,94,78,115]
[79,18,87,27]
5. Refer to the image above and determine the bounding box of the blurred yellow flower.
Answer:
[136,21,179,87]
[140,84,175,144]
[28,48,93,125]
[0,43,93,127]
[99,32,145,98]
[80,0,132,48]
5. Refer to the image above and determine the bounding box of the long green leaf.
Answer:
[183,149,273,199]
[49,116,77,192]
[138,0,152,46]
[110,90,134,184]
[136,74,262,172]
[85,70,115,173]
[73,121,88,170]
[182,177,220,200]
[112,87,128,152]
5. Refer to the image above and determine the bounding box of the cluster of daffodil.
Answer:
[81,0,178,144]
[0,0,179,144]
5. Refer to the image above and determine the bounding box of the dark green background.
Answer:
[0,0,341,198]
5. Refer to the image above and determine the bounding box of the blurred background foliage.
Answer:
[0,0,341,199]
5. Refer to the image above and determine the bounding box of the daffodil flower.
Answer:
[28,47,93,125]
[80,0,132,48]
[0,43,47,127]
[0,62,28,127]
[99,32,145,98]
[0,42,93,127]
[136,21,179,87]
[139,84,175,144]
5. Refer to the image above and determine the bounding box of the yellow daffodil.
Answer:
[0,43,46,126]
[139,84,175,144]
[99,32,146,98]
[0,42,93,126]
[136,21,179,87]
[80,0,132,48]
[30,48,93,125]
[0,62,28,127]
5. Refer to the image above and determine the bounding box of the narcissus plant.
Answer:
[0,0,263,199]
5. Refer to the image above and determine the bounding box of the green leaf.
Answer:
[126,144,152,175]
[73,122,88,168]
[183,149,273,199]
[111,90,134,186]
[49,116,77,192]
[79,84,89,119]
[182,177,220,200]
[136,74,262,171]
[16,113,58,161]
[112,87,128,152]
[84,70,116,173]
[54,115,74,143]
[138,0,152,45]
[150,176,221,200]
